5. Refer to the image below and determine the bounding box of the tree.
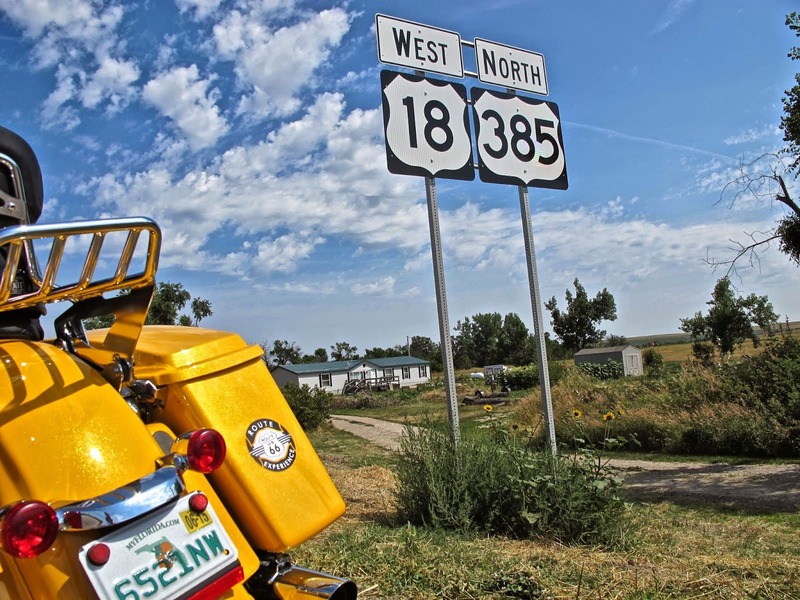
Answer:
[262,339,302,367]
[471,312,503,366]
[147,282,191,325]
[364,347,392,359]
[679,277,779,361]
[299,347,328,363]
[498,313,534,366]
[409,335,441,371]
[452,317,478,369]
[83,281,212,329]
[711,13,800,272]
[330,341,358,361]
[545,278,617,354]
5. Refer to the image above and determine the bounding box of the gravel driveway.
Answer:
[330,415,800,512]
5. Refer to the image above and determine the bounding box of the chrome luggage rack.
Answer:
[0,217,161,310]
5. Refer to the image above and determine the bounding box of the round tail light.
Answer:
[187,429,226,473]
[2,501,58,558]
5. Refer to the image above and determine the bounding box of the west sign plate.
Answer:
[471,86,567,189]
[376,14,463,78]
[380,70,474,180]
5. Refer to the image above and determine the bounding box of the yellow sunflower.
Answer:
[483,404,494,413]
[571,408,583,419]
[602,411,616,421]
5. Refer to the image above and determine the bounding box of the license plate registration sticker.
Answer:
[78,493,240,600]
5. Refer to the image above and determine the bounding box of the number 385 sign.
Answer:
[380,69,568,189]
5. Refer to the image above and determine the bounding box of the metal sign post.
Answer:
[377,14,569,451]
[518,185,557,454]
[425,176,460,445]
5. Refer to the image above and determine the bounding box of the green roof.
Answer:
[273,355,430,375]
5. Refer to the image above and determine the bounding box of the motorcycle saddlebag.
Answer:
[129,326,346,553]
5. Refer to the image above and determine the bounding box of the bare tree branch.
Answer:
[709,152,798,273]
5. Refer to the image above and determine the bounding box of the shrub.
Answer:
[280,382,332,431]
[577,359,624,380]
[501,361,568,390]
[642,348,664,377]
[394,415,630,547]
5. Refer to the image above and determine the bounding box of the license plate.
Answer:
[78,493,240,600]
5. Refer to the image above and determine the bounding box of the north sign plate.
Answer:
[380,70,474,180]
[474,38,548,96]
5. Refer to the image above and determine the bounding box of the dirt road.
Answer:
[329,415,800,512]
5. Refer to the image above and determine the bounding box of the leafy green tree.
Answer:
[544,278,617,354]
[783,12,800,174]
[452,317,478,369]
[147,282,191,325]
[299,347,328,363]
[262,339,303,367]
[471,312,503,366]
[679,277,779,360]
[364,346,393,359]
[604,334,628,347]
[330,341,358,361]
[498,313,534,366]
[410,335,441,371]
[84,282,212,329]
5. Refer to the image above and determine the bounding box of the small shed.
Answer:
[573,345,643,377]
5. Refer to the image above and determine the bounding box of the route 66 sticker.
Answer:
[246,419,296,471]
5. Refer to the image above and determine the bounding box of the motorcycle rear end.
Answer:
[0,127,357,600]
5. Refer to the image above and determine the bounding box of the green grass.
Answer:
[297,427,800,599]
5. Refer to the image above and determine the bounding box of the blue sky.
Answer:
[0,0,797,355]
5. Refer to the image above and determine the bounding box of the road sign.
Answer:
[474,38,548,95]
[380,70,474,180]
[376,14,464,78]
[471,86,567,189]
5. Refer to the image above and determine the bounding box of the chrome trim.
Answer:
[0,217,160,310]
[270,565,358,600]
[55,465,185,531]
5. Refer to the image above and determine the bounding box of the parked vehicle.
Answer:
[0,126,357,599]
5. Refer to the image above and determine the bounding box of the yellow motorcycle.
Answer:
[0,126,357,600]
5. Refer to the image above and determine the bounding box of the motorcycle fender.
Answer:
[0,341,174,599]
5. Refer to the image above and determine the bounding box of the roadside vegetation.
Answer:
[290,321,800,597]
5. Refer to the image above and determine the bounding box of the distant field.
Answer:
[625,321,800,362]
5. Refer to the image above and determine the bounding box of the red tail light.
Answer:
[1,501,58,558]
[187,429,226,473]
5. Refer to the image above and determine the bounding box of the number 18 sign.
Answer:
[380,70,474,181]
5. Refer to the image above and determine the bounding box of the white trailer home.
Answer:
[271,356,432,394]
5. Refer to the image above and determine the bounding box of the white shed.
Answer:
[573,345,643,376]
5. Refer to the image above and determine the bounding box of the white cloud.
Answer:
[213,7,351,118]
[0,0,97,38]
[143,65,230,150]
[252,233,325,273]
[351,276,396,296]
[175,0,225,19]
[724,125,780,145]
[80,55,139,111]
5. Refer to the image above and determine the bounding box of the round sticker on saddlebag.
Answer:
[246,419,296,471]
